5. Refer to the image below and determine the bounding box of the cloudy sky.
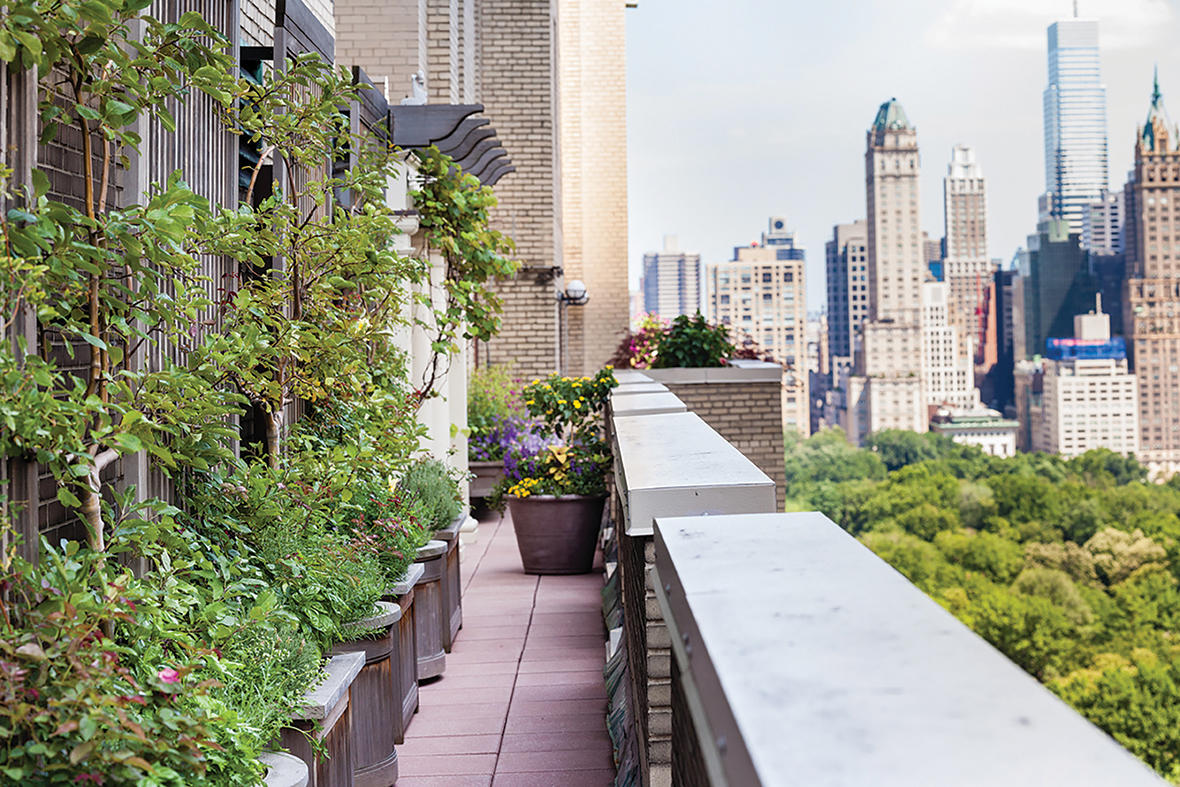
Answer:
[624,0,1180,311]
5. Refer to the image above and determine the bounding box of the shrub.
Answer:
[398,458,463,531]
[653,313,734,368]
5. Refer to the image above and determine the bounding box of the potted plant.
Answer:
[467,364,528,498]
[496,367,619,574]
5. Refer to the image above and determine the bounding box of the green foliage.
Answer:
[522,367,618,443]
[468,363,526,431]
[785,429,1180,778]
[398,458,462,531]
[652,312,734,369]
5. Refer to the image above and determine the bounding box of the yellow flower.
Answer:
[557,399,566,405]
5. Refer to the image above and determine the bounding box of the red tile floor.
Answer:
[396,510,616,786]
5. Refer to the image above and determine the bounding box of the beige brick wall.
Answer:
[334,0,427,102]
[559,0,629,376]
[426,0,460,102]
[478,0,563,377]
[659,380,787,512]
[243,0,336,49]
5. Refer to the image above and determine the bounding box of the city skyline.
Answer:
[625,0,1180,312]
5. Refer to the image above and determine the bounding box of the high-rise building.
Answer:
[1013,218,1096,362]
[706,219,806,368]
[1029,302,1139,458]
[1082,188,1124,255]
[842,99,928,443]
[824,219,868,377]
[643,235,701,318]
[922,281,978,409]
[1042,16,1109,234]
[943,145,993,323]
[1123,73,1180,476]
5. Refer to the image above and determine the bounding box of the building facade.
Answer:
[942,145,993,327]
[931,407,1019,457]
[643,235,701,318]
[922,281,978,409]
[1082,188,1124,255]
[1042,16,1110,235]
[825,219,868,380]
[1123,74,1180,476]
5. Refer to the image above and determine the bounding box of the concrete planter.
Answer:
[382,563,423,743]
[281,652,364,787]
[435,514,465,652]
[330,602,401,787]
[469,460,504,499]
[413,541,448,680]
[260,752,308,787]
[507,495,605,575]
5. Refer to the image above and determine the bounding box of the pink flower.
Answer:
[157,668,180,684]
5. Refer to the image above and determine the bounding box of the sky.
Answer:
[624,0,1180,313]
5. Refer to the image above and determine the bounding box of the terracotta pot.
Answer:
[468,460,504,499]
[507,495,605,575]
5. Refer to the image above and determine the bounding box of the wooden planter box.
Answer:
[260,752,308,787]
[281,652,364,787]
[383,563,423,743]
[330,602,401,787]
[435,514,464,652]
[469,460,504,499]
[413,541,448,680]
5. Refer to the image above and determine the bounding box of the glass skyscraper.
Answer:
[1042,17,1109,234]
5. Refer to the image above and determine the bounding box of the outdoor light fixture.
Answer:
[557,279,590,306]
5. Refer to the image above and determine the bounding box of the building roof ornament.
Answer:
[1140,66,1174,153]
[872,97,911,132]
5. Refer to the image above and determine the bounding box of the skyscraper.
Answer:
[842,99,928,443]
[943,145,993,325]
[1123,73,1180,476]
[1042,16,1109,234]
[642,235,701,318]
[825,219,868,378]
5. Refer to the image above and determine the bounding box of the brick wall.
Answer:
[558,0,629,376]
[334,0,426,102]
[478,0,562,377]
[646,374,787,512]
[426,0,460,102]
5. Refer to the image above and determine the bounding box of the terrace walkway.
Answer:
[396,510,616,786]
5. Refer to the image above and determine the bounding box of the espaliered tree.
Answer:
[0,2,240,553]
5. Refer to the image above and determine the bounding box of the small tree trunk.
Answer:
[266,410,283,469]
[79,449,119,553]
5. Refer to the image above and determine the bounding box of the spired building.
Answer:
[1123,73,1180,477]
[841,99,929,443]
[642,235,701,318]
[1042,15,1110,234]
[942,145,993,328]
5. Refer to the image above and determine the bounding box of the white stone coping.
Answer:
[415,540,447,561]
[612,369,654,385]
[389,562,425,597]
[346,600,400,630]
[644,361,781,385]
[612,412,774,537]
[294,652,364,721]
[434,513,465,542]
[260,752,308,787]
[653,512,1167,787]
[610,381,670,396]
[611,391,688,418]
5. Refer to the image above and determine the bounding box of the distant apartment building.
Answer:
[931,407,1018,457]
[705,219,808,435]
[1027,304,1139,458]
[1042,16,1110,235]
[1013,218,1096,362]
[923,232,945,282]
[1082,188,1124,254]
[825,219,868,380]
[923,281,977,409]
[643,235,701,318]
[942,145,994,328]
[1123,74,1180,476]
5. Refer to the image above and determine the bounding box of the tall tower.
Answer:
[1043,16,1109,234]
[825,219,868,378]
[943,145,992,324]
[1124,71,1180,477]
[842,99,928,443]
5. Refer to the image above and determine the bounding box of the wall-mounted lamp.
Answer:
[557,279,590,306]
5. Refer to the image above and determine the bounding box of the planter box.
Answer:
[281,652,364,787]
[469,460,504,499]
[413,541,448,680]
[260,752,308,787]
[435,514,464,652]
[330,602,402,787]
[383,562,424,743]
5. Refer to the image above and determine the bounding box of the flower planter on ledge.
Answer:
[383,563,424,743]
[330,602,402,787]
[413,541,448,680]
[260,752,308,787]
[281,651,364,787]
[469,460,504,499]
[435,514,465,652]
[508,495,605,574]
